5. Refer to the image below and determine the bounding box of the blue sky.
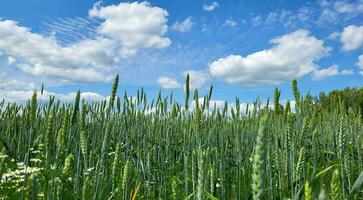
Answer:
[0,0,363,105]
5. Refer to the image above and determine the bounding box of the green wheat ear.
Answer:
[71,90,81,125]
[330,169,341,200]
[196,148,204,200]
[185,73,190,110]
[56,110,68,166]
[284,100,291,121]
[44,110,54,164]
[62,153,75,177]
[120,159,130,199]
[112,143,122,184]
[252,115,267,200]
[40,82,44,95]
[62,153,75,199]
[80,100,88,168]
[172,176,178,200]
[274,87,281,114]
[109,74,119,111]
[30,90,37,122]
[116,96,121,113]
[292,79,300,105]
[304,181,312,200]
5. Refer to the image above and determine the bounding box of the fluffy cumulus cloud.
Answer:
[340,25,363,52]
[89,1,171,58]
[203,2,219,11]
[210,30,331,85]
[0,2,171,85]
[157,76,181,89]
[171,17,194,33]
[184,70,210,89]
[312,65,353,80]
[0,20,119,82]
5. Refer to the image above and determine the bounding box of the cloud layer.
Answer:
[1,90,105,103]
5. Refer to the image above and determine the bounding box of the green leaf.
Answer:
[314,164,340,180]
[183,192,194,200]
[204,191,218,200]
[350,171,363,194]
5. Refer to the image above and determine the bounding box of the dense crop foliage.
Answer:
[0,75,363,199]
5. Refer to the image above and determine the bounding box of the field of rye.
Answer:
[0,74,363,199]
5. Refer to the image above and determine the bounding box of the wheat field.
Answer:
[0,75,362,199]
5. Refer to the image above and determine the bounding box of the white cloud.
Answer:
[318,8,339,24]
[171,17,194,33]
[357,54,363,75]
[297,7,311,22]
[0,2,172,83]
[313,66,339,79]
[334,1,354,13]
[157,76,181,89]
[89,1,171,58]
[318,1,363,25]
[0,90,105,103]
[251,16,262,26]
[0,71,105,102]
[40,17,99,46]
[341,69,354,75]
[0,20,117,82]
[210,30,331,85]
[266,12,278,24]
[334,1,363,14]
[0,78,35,91]
[223,18,237,27]
[340,25,363,52]
[191,97,225,111]
[17,63,113,83]
[319,0,329,7]
[263,1,362,28]
[265,9,308,27]
[190,98,296,115]
[358,54,363,68]
[312,64,353,80]
[6,56,16,65]
[328,32,340,40]
[184,70,210,89]
[203,2,219,11]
